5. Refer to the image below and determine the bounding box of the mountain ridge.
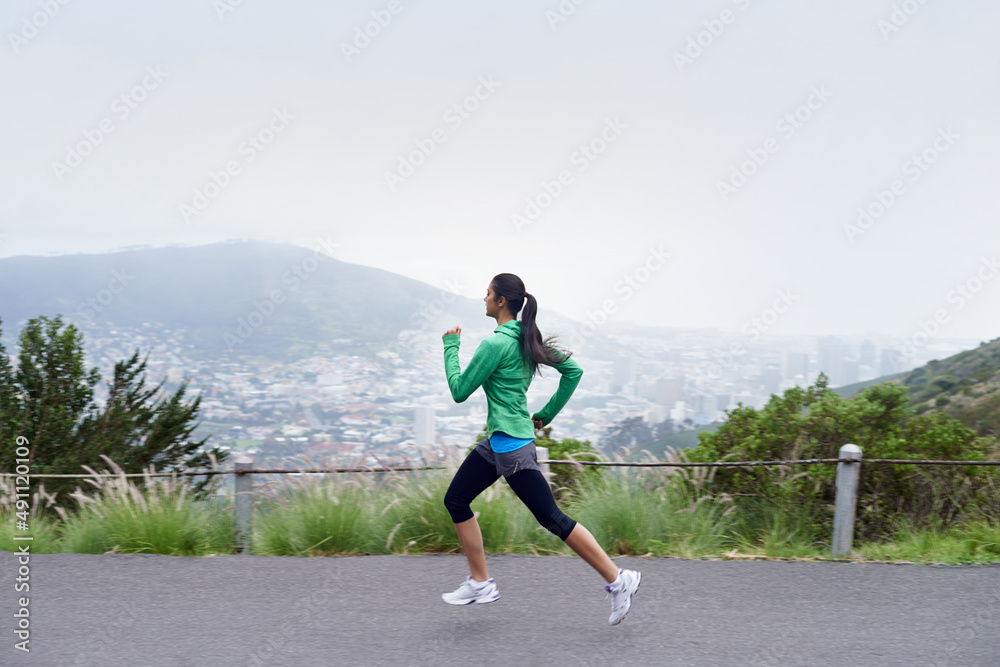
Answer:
[0,240,597,360]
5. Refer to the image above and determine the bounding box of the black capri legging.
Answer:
[443,447,578,541]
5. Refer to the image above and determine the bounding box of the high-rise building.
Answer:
[413,406,435,447]
[763,364,781,395]
[611,355,636,394]
[654,377,684,406]
[841,358,860,385]
[817,337,848,386]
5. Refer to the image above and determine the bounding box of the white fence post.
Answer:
[234,455,254,554]
[831,444,862,557]
[536,446,549,476]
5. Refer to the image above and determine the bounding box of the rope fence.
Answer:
[7,445,999,556]
[4,457,1000,478]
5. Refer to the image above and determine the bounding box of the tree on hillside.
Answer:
[0,315,228,504]
[599,416,678,455]
[687,373,999,539]
[599,416,652,453]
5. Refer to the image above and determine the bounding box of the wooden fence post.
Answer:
[832,444,862,557]
[234,455,254,554]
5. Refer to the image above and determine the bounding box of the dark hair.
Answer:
[490,273,572,378]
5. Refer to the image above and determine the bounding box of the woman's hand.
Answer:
[443,325,461,337]
[532,416,545,431]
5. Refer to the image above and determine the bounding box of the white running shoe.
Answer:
[605,568,641,625]
[441,575,500,605]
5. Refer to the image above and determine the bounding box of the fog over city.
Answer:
[2,0,998,343]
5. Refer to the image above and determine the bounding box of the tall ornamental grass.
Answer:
[0,472,63,553]
[4,448,999,563]
[566,449,736,557]
[252,449,570,556]
[58,458,235,556]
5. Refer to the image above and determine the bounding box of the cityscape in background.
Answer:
[43,318,981,468]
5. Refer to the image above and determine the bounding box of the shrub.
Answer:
[687,374,1000,540]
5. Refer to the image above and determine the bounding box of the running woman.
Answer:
[440,273,640,625]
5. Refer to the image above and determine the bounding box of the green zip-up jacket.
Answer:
[442,319,583,439]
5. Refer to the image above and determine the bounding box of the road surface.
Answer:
[2,551,998,666]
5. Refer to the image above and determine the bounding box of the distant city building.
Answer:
[841,358,860,385]
[654,377,684,407]
[413,405,435,447]
[817,336,852,386]
[642,404,668,424]
[612,355,636,394]
[692,394,718,424]
[762,364,781,395]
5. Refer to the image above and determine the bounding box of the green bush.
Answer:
[687,374,1000,540]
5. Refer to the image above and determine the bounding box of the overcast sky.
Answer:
[1,0,998,342]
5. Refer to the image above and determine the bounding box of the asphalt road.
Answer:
[2,551,998,666]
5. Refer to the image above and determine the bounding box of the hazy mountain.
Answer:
[0,240,493,359]
[0,240,601,360]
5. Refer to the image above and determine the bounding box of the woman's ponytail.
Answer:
[491,274,571,378]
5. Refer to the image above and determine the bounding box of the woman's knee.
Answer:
[443,487,473,524]
[541,509,576,541]
[505,469,575,538]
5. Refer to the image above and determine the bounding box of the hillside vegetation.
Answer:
[837,337,1000,438]
[898,337,1000,438]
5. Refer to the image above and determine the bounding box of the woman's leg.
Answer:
[443,448,500,582]
[563,523,620,584]
[505,469,619,583]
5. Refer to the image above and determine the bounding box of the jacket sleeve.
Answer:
[532,350,583,426]
[443,334,501,403]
